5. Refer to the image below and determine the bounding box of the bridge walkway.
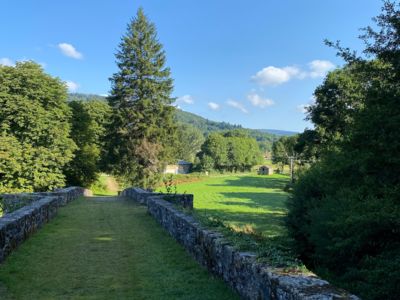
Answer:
[0,196,237,299]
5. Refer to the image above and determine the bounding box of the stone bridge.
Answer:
[0,187,359,299]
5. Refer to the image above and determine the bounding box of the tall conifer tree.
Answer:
[105,8,176,188]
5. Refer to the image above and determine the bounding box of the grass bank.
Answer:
[90,173,119,196]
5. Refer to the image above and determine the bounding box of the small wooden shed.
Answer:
[258,165,272,175]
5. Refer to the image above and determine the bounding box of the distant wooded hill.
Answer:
[68,93,297,151]
[256,129,298,136]
[175,109,297,136]
[68,93,107,102]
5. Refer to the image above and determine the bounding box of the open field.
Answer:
[160,173,302,268]
[0,197,237,299]
[176,174,289,237]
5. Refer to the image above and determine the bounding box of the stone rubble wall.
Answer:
[0,187,84,263]
[123,187,359,300]
[121,187,193,209]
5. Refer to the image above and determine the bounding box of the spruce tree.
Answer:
[106,8,176,189]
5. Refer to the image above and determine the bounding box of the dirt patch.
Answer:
[105,176,120,192]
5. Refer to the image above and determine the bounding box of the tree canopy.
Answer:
[198,130,263,172]
[286,2,400,299]
[64,99,111,187]
[0,62,75,192]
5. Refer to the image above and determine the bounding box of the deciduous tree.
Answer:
[0,62,75,192]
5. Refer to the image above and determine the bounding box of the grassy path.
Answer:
[0,197,237,299]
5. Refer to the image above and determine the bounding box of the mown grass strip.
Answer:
[0,197,237,299]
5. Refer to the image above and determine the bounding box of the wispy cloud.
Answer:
[58,43,83,59]
[65,80,79,92]
[176,94,194,104]
[252,60,335,86]
[227,99,248,114]
[0,57,14,66]
[208,102,220,110]
[247,92,274,108]
[308,60,335,78]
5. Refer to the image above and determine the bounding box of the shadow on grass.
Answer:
[92,193,118,197]
[206,175,288,190]
[218,192,287,210]
[194,207,287,237]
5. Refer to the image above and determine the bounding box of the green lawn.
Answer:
[165,174,302,268]
[175,174,289,237]
[0,197,237,299]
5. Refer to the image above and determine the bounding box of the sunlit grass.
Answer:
[90,173,119,196]
[174,174,289,237]
[166,173,305,269]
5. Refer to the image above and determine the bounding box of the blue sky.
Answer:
[1,0,383,131]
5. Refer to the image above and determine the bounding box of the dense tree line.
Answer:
[197,130,263,172]
[175,124,205,163]
[271,135,298,172]
[286,2,400,299]
[68,93,106,103]
[176,109,278,153]
[64,99,111,187]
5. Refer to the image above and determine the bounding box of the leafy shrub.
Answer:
[287,154,400,299]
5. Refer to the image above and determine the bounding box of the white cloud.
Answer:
[252,60,335,86]
[247,92,274,108]
[176,94,194,104]
[308,60,335,78]
[65,81,79,92]
[226,99,248,114]
[58,43,83,59]
[297,96,316,114]
[251,66,300,86]
[0,57,14,66]
[208,102,220,110]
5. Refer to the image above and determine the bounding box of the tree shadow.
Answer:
[206,175,288,190]
[196,208,286,237]
[218,192,287,211]
[195,192,288,238]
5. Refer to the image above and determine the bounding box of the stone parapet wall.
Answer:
[0,187,84,263]
[121,187,156,205]
[122,186,358,300]
[121,187,193,209]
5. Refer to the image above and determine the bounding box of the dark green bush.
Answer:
[287,153,400,299]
